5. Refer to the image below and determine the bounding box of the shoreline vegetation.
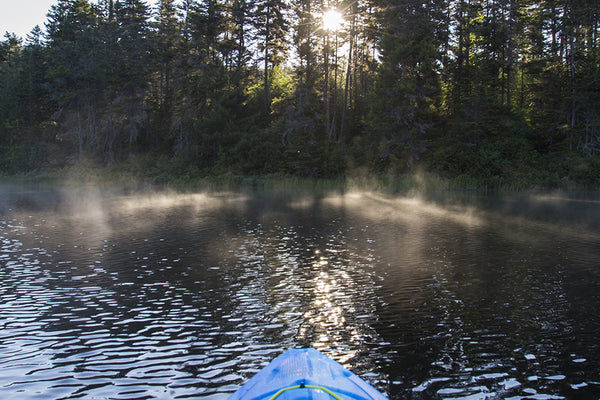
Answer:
[2,155,598,194]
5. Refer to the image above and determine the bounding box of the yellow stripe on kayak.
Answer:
[268,384,345,400]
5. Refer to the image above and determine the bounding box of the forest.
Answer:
[1,0,600,188]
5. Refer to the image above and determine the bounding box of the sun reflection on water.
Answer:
[289,245,382,366]
[2,187,599,399]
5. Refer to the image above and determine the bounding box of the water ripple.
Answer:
[1,189,599,399]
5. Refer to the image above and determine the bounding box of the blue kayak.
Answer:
[229,348,388,400]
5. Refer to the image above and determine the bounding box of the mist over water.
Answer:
[0,184,599,399]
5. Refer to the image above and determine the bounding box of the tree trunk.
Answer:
[264,6,271,115]
[325,32,330,138]
[340,15,355,143]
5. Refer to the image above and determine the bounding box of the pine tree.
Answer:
[254,0,289,116]
[0,33,24,168]
[154,0,181,104]
[45,0,102,157]
[111,0,152,151]
[367,0,445,171]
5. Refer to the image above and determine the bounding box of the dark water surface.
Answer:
[1,185,599,400]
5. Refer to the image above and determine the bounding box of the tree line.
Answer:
[1,0,599,187]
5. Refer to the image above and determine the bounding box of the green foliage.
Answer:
[427,106,546,189]
[0,0,600,189]
[364,0,444,172]
[11,141,64,172]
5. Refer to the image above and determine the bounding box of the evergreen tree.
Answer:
[21,27,52,133]
[229,0,254,74]
[367,0,445,171]
[282,0,321,158]
[188,0,226,63]
[148,0,183,152]
[254,0,289,116]
[112,0,152,153]
[154,0,181,103]
[45,0,102,157]
[0,33,24,169]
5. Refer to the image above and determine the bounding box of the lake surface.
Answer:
[0,184,599,400]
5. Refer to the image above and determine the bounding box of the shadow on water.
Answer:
[0,184,599,399]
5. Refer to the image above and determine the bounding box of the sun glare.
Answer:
[322,9,343,31]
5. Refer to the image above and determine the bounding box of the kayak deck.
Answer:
[229,348,388,400]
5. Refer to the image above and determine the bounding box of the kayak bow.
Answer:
[229,348,388,400]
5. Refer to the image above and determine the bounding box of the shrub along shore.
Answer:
[2,154,598,194]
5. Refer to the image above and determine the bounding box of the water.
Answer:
[0,185,599,400]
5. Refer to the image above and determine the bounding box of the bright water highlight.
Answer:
[0,185,599,399]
